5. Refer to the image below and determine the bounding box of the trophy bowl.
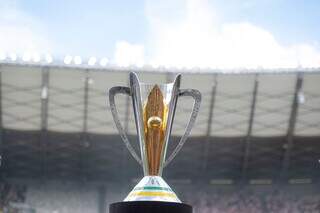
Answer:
[108,72,201,212]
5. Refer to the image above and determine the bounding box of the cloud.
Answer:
[0,2,52,55]
[115,0,320,69]
[114,41,145,67]
[1,0,319,68]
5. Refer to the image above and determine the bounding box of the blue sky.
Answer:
[0,0,319,68]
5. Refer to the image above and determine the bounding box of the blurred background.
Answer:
[0,0,320,213]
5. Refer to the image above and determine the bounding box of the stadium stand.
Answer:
[0,63,319,212]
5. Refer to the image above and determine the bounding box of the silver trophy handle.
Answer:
[109,86,142,165]
[164,89,201,167]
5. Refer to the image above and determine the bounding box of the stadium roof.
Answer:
[0,63,319,184]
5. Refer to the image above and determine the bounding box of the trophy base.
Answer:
[124,176,181,202]
[110,201,192,213]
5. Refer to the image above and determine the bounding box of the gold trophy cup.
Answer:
[109,72,201,203]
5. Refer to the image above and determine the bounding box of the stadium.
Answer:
[0,60,319,212]
[1,1,320,212]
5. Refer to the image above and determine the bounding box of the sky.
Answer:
[0,0,320,68]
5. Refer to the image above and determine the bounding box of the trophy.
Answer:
[109,72,201,212]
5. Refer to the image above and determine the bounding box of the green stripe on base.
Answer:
[134,186,173,192]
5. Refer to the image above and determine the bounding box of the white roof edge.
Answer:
[1,62,320,74]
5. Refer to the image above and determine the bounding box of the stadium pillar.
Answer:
[0,67,4,179]
[202,74,217,174]
[80,69,90,181]
[280,73,304,181]
[241,74,259,182]
[40,67,50,180]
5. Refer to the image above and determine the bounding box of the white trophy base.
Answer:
[124,176,181,203]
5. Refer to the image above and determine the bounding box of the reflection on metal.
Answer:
[120,74,131,188]
[163,88,201,167]
[124,73,130,133]
[241,74,259,180]
[281,73,304,179]
[144,85,167,175]
[110,72,202,202]
[109,86,142,165]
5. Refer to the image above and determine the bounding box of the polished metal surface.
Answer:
[164,89,201,167]
[109,72,201,175]
[109,72,202,202]
[109,86,142,165]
